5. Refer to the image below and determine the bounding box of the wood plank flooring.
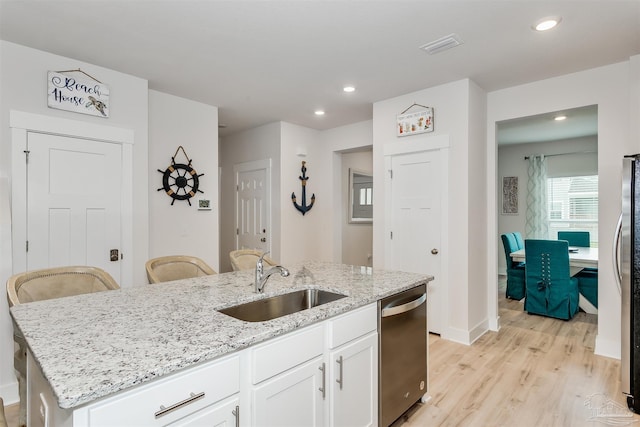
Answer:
[395,283,640,427]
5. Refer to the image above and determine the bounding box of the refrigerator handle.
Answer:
[614,212,623,295]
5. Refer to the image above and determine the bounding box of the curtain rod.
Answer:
[524,150,596,160]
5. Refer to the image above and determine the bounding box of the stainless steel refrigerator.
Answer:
[621,154,640,412]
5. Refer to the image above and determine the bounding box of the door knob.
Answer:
[431,248,439,255]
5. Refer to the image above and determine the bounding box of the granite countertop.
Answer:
[9,261,432,410]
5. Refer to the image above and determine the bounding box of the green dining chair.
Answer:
[524,239,579,320]
[501,233,526,300]
[557,231,590,247]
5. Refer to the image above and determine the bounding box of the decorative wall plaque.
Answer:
[47,70,110,117]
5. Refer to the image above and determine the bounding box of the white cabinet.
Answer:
[168,396,239,427]
[27,353,241,427]
[252,357,325,426]
[326,304,378,427]
[328,333,378,427]
[248,303,378,427]
[74,353,240,427]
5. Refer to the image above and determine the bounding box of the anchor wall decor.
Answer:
[291,161,315,215]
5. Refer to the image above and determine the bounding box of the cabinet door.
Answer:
[168,396,239,427]
[329,332,378,427]
[252,357,324,426]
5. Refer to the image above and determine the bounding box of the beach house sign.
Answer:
[47,71,110,117]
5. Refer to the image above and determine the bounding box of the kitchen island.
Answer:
[10,261,431,426]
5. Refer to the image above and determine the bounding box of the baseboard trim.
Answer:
[0,379,19,405]
[595,334,621,360]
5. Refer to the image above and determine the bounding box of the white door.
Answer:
[388,150,443,334]
[26,132,122,282]
[234,159,271,253]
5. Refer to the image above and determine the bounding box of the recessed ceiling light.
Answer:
[343,86,355,93]
[533,16,562,31]
[554,115,567,121]
[315,110,325,116]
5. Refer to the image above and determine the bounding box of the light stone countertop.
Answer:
[9,261,432,410]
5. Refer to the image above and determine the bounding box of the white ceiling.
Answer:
[1,1,638,138]
[497,104,598,145]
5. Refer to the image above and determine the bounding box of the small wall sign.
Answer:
[397,107,433,136]
[47,70,110,117]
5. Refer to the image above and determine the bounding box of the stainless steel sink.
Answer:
[218,289,347,322]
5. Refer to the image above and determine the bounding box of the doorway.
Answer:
[341,149,373,267]
[496,105,599,313]
[10,110,134,285]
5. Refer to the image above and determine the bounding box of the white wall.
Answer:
[280,123,327,263]
[497,136,598,273]
[0,41,149,403]
[218,122,281,272]
[148,90,219,273]
[218,120,373,270]
[373,79,488,344]
[487,61,637,359]
[341,150,373,267]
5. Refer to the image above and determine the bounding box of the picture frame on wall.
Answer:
[502,176,518,215]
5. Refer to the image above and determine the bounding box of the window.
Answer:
[547,175,598,246]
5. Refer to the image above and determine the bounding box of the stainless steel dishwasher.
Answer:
[379,283,428,427]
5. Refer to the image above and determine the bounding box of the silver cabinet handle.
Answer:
[232,405,240,427]
[381,293,427,317]
[154,392,205,418]
[336,356,343,390]
[318,362,326,399]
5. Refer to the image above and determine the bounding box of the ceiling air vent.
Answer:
[419,33,463,55]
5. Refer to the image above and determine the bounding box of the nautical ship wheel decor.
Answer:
[157,146,204,206]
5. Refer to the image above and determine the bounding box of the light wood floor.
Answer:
[3,402,17,427]
[4,282,639,427]
[395,284,640,427]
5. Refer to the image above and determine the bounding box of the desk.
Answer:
[510,246,598,314]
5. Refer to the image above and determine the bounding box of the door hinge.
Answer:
[236,228,239,235]
[389,169,393,179]
[26,240,29,252]
[24,150,30,164]
[390,231,393,239]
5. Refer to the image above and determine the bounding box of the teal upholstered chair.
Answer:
[501,233,526,300]
[557,231,597,306]
[557,231,590,247]
[524,239,579,320]
[576,270,598,308]
[513,231,524,250]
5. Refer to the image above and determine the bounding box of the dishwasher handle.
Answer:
[381,293,426,317]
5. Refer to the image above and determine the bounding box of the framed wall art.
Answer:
[502,176,518,215]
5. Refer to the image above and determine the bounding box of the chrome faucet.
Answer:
[255,251,290,293]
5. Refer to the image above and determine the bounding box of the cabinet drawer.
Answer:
[327,303,377,349]
[251,324,324,384]
[80,354,239,427]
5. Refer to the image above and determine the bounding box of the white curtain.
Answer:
[526,155,549,239]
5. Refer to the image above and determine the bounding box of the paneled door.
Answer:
[234,159,271,253]
[26,132,123,282]
[388,149,443,334]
